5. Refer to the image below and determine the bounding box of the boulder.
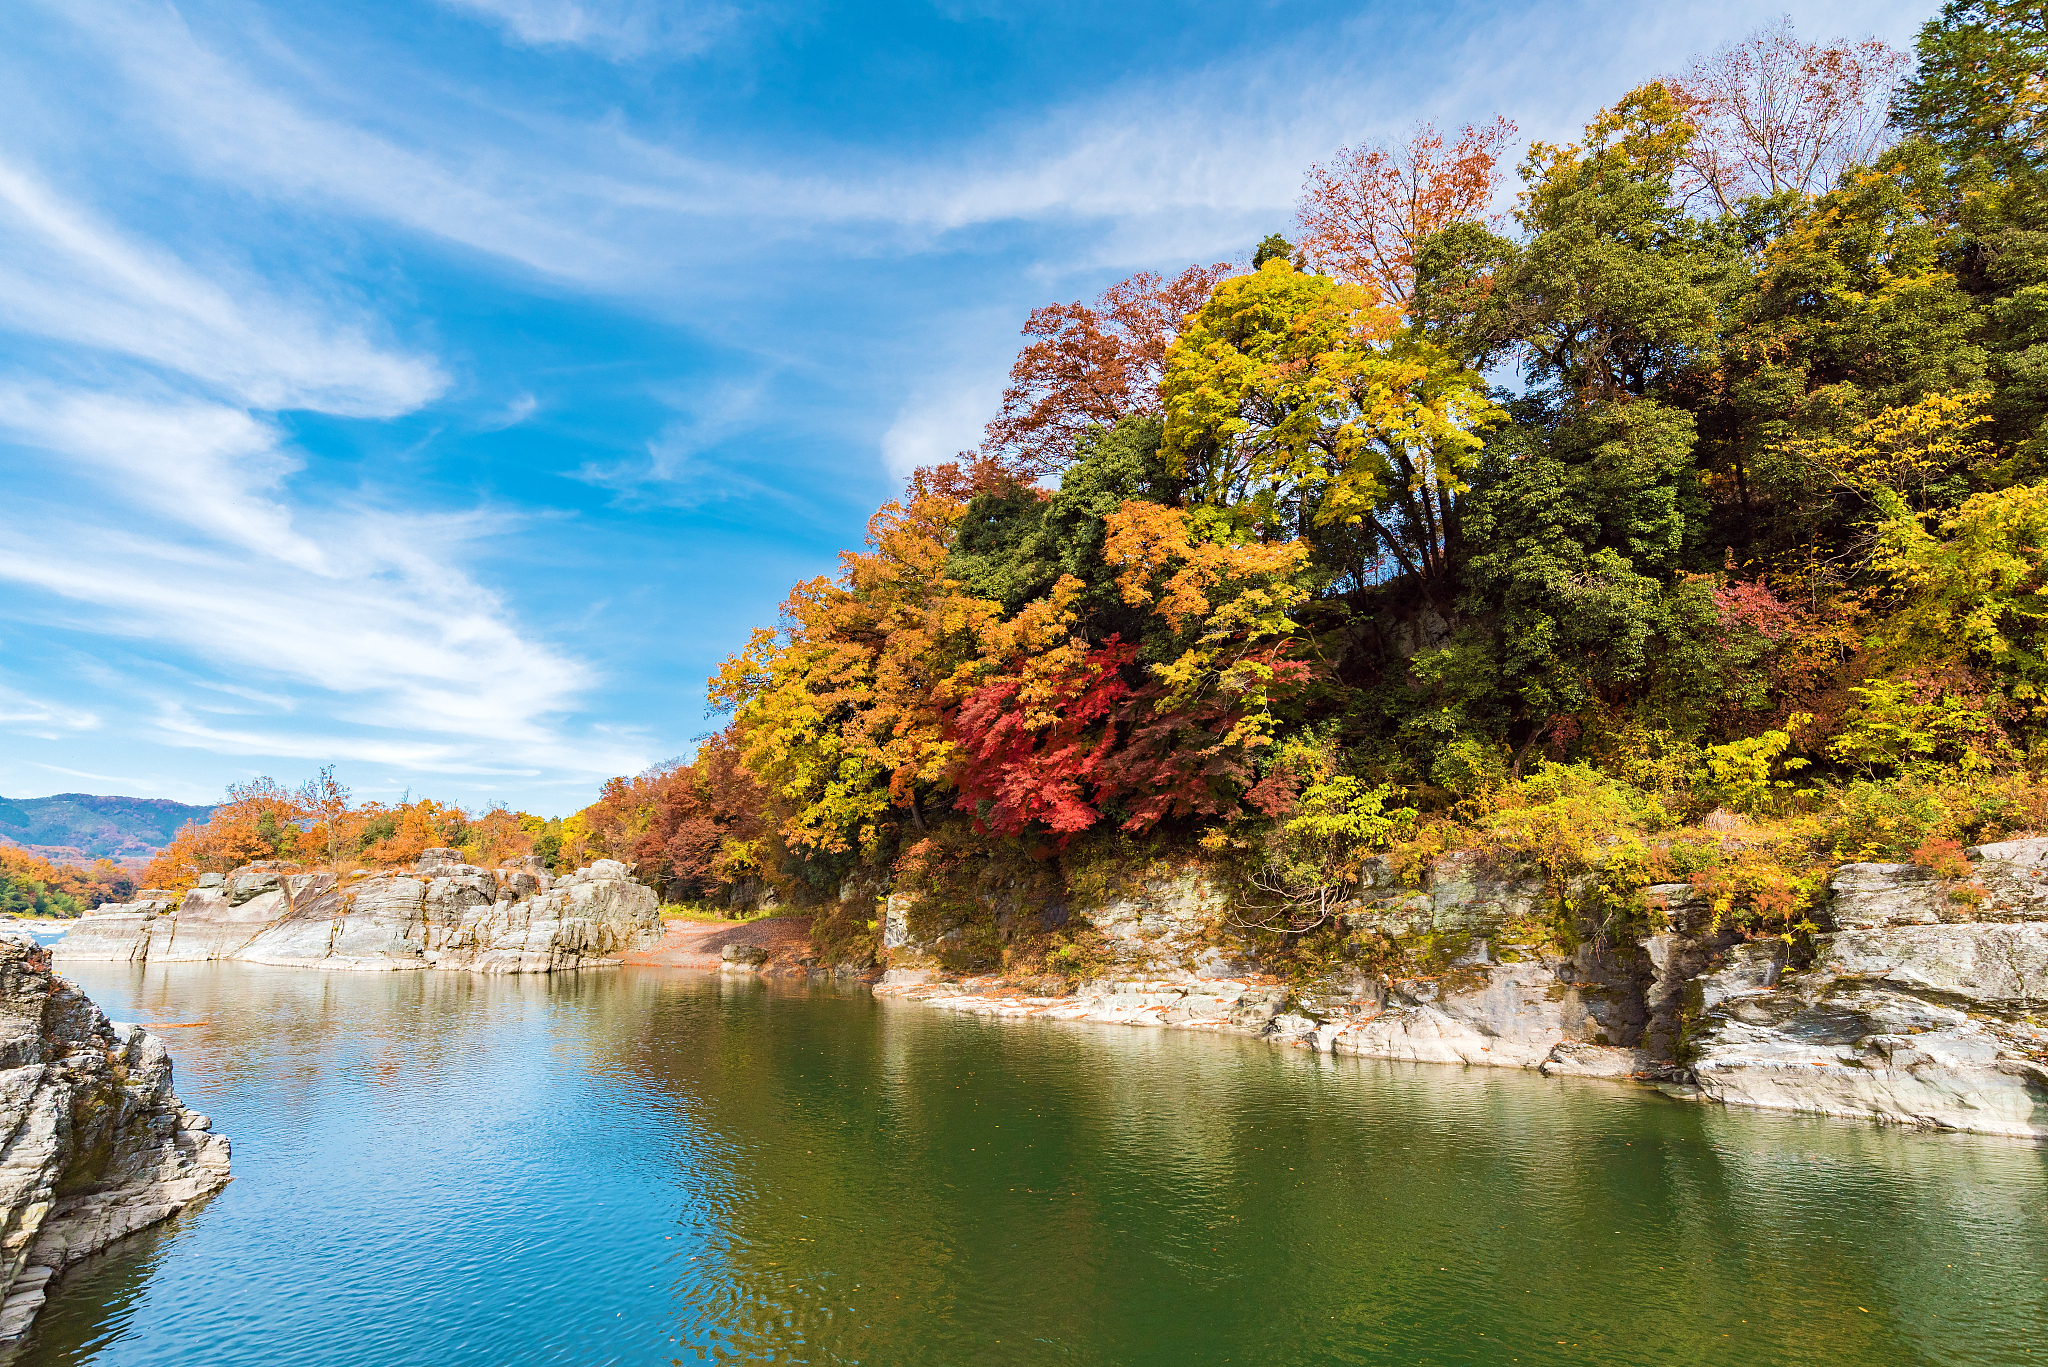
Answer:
[1540,1043,1655,1078]
[1827,862,1945,930]
[0,940,229,1351]
[223,862,297,907]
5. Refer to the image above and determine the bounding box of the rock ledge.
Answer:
[0,939,230,1354]
[59,857,660,974]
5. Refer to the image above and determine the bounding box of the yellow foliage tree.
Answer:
[1159,259,1501,585]
[1778,390,1997,507]
[710,469,1008,854]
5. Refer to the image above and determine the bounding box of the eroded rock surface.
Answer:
[60,857,659,975]
[1687,845,2048,1136]
[876,840,2048,1137]
[0,939,229,1354]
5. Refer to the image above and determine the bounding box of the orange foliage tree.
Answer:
[143,777,309,889]
[981,263,1236,477]
[0,847,134,916]
[710,463,1018,855]
[142,777,538,892]
[1294,117,1516,307]
[573,733,772,903]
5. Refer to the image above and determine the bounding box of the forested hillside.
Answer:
[0,847,135,918]
[562,4,2048,971]
[562,5,2046,961]
[0,793,214,859]
[131,5,2048,976]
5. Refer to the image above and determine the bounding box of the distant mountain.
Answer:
[0,793,215,860]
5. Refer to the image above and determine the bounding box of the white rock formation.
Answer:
[1688,842,2048,1137]
[59,853,660,974]
[877,840,2048,1137]
[0,939,229,1352]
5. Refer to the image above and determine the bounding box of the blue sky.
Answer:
[0,0,1933,815]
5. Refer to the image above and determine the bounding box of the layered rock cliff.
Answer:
[58,850,660,974]
[1688,839,2048,1136]
[0,938,228,1354]
[873,840,2048,1138]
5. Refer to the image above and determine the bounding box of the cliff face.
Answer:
[1687,839,2048,1136]
[0,938,229,1353]
[874,840,2048,1138]
[58,850,661,974]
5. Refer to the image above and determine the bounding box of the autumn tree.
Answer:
[0,848,133,918]
[1159,260,1501,590]
[574,734,771,902]
[981,263,1236,477]
[948,580,1137,837]
[1239,749,1417,935]
[1672,18,1909,213]
[143,776,307,888]
[142,779,539,890]
[1094,500,1315,827]
[296,765,351,866]
[1294,118,1515,307]
[711,464,1012,856]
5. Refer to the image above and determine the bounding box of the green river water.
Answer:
[20,962,2047,1365]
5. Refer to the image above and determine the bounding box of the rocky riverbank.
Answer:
[58,849,661,974]
[0,939,229,1354]
[862,840,2048,1139]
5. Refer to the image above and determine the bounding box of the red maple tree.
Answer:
[950,638,1136,837]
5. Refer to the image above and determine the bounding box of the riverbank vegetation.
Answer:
[143,6,2048,974]
[564,4,2048,970]
[0,847,135,918]
[136,771,560,895]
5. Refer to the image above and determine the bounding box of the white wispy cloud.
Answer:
[32,0,1936,291]
[481,393,540,430]
[0,687,100,738]
[0,157,443,416]
[880,372,1003,480]
[438,0,739,59]
[32,0,620,280]
[570,376,803,504]
[0,508,599,754]
[0,387,326,570]
[0,56,617,781]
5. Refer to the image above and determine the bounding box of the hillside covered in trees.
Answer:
[0,792,214,860]
[138,5,2048,980]
[559,3,2048,972]
[0,847,136,918]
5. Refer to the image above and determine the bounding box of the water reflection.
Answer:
[25,964,2046,1367]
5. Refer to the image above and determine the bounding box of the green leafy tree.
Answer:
[1893,1,2048,178]
[1495,83,1726,405]
[1251,233,1295,269]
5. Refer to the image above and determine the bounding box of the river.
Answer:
[21,962,2046,1366]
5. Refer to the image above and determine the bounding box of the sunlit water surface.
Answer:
[20,963,2046,1366]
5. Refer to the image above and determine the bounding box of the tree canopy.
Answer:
[568,10,2048,968]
